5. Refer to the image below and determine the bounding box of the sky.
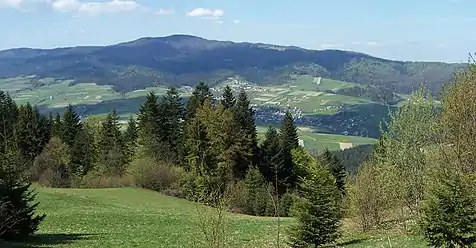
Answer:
[0,0,474,62]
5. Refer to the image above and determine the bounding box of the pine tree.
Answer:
[321,148,347,195]
[185,82,213,121]
[0,144,45,241]
[279,111,299,191]
[259,126,281,182]
[419,171,476,248]
[136,92,161,161]
[123,116,138,163]
[233,90,259,178]
[221,85,236,109]
[288,162,342,247]
[157,87,184,164]
[96,109,126,176]
[69,128,95,177]
[14,103,51,166]
[60,105,82,149]
[0,91,18,154]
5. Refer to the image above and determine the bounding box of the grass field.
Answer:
[257,125,377,152]
[1,187,426,248]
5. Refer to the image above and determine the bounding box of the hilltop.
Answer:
[0,34,464,94]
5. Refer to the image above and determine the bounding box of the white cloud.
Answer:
[0,0,23,8]
[187,7,224,17]
[51,0,144,15]
[232,19,240,24]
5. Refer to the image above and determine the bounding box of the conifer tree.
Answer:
[69,128,95,177]
[0,91,18,154]
[288,161,342,247]
[321,148,347,195]
[123,116,138,162]
[96,109,126,176]
[157,87,184,164]
[185,82,213,121]
[60,105,82,149]
[136,92,161,161]
[233,90,259,177]
[221,85,236,109]
[259,126,281,182]
[14,103,51,166]
[279,111,299,190]
[0,142,45,241]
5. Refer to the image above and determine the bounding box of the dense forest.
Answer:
[2,65,476,247]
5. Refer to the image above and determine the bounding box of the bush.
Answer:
[128,158,184,192]
[419,171,476,248]
[32,137,72,188]
[77,171,134,189]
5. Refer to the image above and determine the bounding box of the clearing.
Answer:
[2,187,426,247]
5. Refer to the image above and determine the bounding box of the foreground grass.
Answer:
[1,187,426,247]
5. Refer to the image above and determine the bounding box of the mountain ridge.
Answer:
[0,34,466,94]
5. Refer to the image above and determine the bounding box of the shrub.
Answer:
[77,171,134,189]
[33,137,71,188]
[128,158,184,192]
[419,171,476,248]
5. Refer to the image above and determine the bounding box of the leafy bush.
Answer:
[33,137,72,188]
[78,171,134,189]
[128,158,184,192]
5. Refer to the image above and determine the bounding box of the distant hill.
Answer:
[0,34,465,93]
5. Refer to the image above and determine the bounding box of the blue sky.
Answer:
[0,0,474,62]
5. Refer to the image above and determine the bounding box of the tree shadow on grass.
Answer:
[336,237,369,246]
[0,233,96,248]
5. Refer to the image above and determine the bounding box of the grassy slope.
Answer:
[1,187,426,248]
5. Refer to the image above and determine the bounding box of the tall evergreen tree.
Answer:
[321,148,347,195]
[185,82,213,120]
[123,115,138,162]
[96,109,126,176]
[259,126,281,182]
[14,103,51,165]
[233,90,259,178]
[0,143,45,241]
[69,127,95,177]
[221,85,236,109]
[157,87,184,164]
[279,111,299,191]
[60,105,82,149]
[136,92,161,161]
[0,91,18,154]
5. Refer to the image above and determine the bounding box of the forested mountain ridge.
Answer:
[0,34,465,93]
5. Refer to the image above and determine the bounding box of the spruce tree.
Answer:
[96,109,126,176]
[221,85,236,109]
[14,103,51,166]
[259,126,281,182]
[0,91,18,154]
[69,128,95,177]
[60,105,82,149]
[136,92,161,161]
[123,116,138,162]
[157,87,184,164]
[288,162,342,247]
[321,148,347,195]
[185,82,213,121]
[279,111,299,190]
[233,90,258,178]
[0,143,45,241]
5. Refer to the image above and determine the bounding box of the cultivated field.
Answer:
[1,187,426,248]
[256,125,377,152]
